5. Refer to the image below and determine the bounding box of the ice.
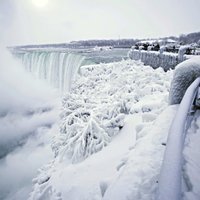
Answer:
[4,49,200,200]
[128,49,186,70]
[169,56,200,104]
[103,106,177,200]
[183,110,200,200]
[55,60,172,163]
[29,59,173,200]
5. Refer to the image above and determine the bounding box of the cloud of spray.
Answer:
[0,48,58,113]
[2,52,38,109]
[0,46,59,199]
[0,1,61,198]
[0,124,58,200]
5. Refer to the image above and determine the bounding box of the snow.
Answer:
[128,49,186,70]
[93,46,112,51]
[183,110,200,200]
[103,106,177,200]
[28,60,175,200]
[139,40,162,45]
[3,48,200,200]
[55,60,172,163]
[47,115,141,200]
[157,77,200,200]
[29,107,178,200]
[178,45,192,60]
[169,56,200,104]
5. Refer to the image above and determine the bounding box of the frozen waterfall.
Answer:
[16,51,91,92]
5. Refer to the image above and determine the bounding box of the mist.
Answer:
[0,125,57,200]
[0,47,59,146]
[0,47,60,199]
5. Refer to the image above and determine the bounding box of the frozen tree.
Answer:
[30,59,172,200]
[51,60,172,163]
[53,92,126,163]
[58,112,111,163]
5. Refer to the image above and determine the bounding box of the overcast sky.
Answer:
[0,0,200,45]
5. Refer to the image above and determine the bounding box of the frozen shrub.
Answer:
[58,114,111,163]
[52,60,171,163]
[30,60,172,200]
[54,93,126,163]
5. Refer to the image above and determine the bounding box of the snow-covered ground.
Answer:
[2,54,200,200]
[28,60,180,200]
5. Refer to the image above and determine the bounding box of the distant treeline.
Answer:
[70,39,139,48]
[13,39,139,49]
[179,32,200,44]
[11,31,200,49]
[139,32,200,46]
[70,31,200,47]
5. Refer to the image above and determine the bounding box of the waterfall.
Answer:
[16,51,91,92]
[12,47,129,92]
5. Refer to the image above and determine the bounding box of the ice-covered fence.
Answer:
[128,49,187,71]
[169,57,200,104]
[157,77,200,200]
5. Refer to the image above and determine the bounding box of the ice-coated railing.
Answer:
[156,77,200,200]
[128,49,187,70]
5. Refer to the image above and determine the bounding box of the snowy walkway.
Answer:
[44,115,141,200]
[29,106,178,200]
[103,106,177,200]
[29,60,175,200]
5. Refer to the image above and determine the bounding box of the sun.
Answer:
[32,0,49,8]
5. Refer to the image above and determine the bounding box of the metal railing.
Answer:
[156,77,200,200]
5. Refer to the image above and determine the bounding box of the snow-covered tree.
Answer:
[53,92,126,163]
[29,59,172,200]
[51,60,172,163]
